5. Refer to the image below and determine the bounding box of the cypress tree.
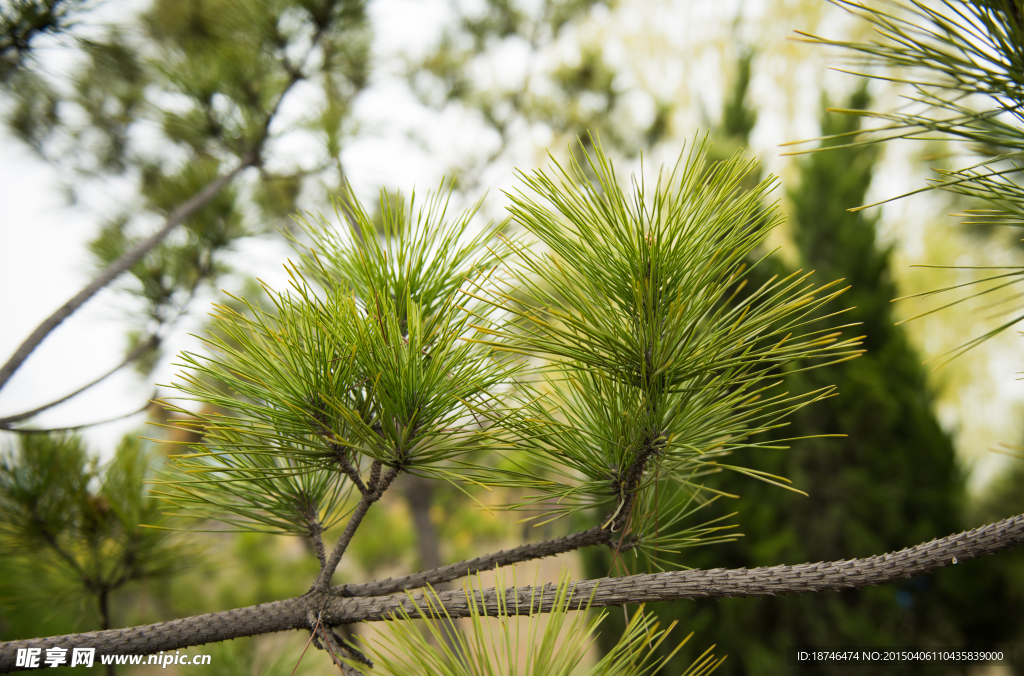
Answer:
[584,66,1018,675]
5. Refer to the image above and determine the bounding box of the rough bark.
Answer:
[333,524,615,597]
[2,513,1021,672]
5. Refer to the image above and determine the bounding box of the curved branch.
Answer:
[2,399,153,435]
[2,513,1021,670]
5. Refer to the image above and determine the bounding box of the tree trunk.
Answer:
[402,475,462,657]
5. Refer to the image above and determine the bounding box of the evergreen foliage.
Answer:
[795,0,1024,363]
[0,433,193,633]
[585,61,1024,675]
[474,138,859,550]
[154,189,513,536]
[130,139,854,669]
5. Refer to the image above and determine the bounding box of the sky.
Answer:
[2,0,1024,493]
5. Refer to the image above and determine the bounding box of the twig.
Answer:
[305,509,328,571]
[313,463,399,591]
[0,157,254,394]
[0,335,159,427]
[4,399,154,434]
[290,612,322,676]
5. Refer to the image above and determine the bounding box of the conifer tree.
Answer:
[584,66,1021,674]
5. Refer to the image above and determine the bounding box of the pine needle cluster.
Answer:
[471,138,862,561]
[149,135,858,670]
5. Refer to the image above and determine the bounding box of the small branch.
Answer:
[330,441,367,494]
[365,459,383,495]
[3,399,153,434]
[313,463,399,591]
[97,590,114,676]
[308,398,367,494]
[0,335,159,427]
[3,513,1023,666]
[304,508,327,571]
[332,524,615,598]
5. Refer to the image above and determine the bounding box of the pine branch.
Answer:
[331,524,618,598]
[328,465,655,599]
[0,9,334,395]
[313,463,399,591]
[3,513,1021,667]
[3,399,153,434]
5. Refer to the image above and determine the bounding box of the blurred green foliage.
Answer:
[584,58,1024,675]
[0,433,195,636]
[1,0,373,380]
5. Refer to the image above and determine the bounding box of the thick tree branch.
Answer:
[2,513,1021,670]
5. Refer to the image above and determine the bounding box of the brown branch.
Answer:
[3,513,1021,669]
[331,524,615,597]
[302,505,328,571]
[332,443,367,494]
[308,396,367,495]
[313,463,399,591]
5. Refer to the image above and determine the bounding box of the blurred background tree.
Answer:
[582,54,1024,675]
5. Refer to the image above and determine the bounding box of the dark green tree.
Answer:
[584,61,1023,674]
[0,432,196,674]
